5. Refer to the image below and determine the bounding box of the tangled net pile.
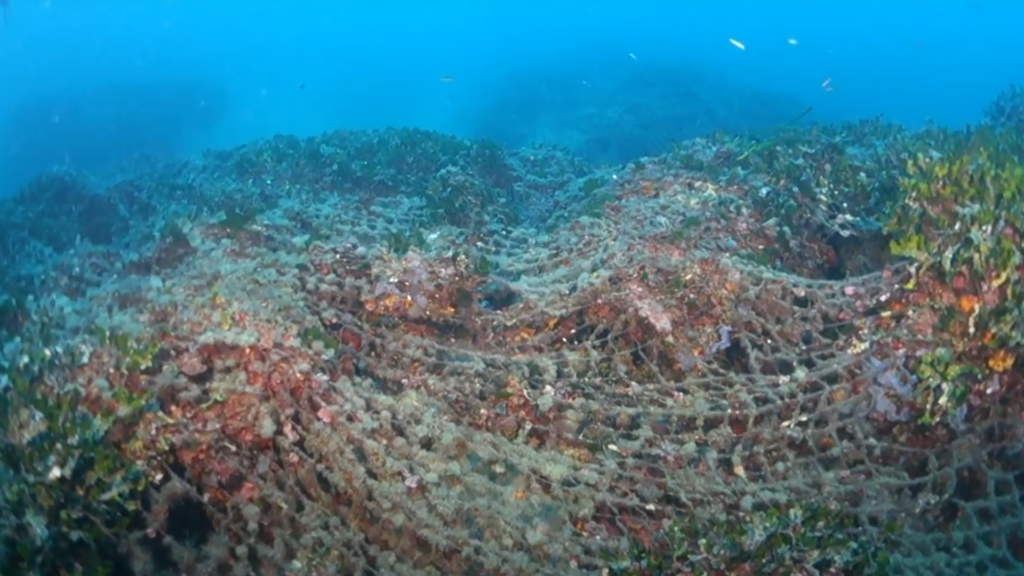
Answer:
[1,113,1023,576]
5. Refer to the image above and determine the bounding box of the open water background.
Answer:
[0,0,1021,195]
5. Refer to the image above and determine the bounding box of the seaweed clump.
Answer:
[9,169,128,251]
[0,359,149,575]
[982,84,1024,131]
[886,124,1024,423]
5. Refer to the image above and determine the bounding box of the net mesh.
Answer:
[2,126,1023,576]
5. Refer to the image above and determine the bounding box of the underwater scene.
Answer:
[1,2,1023,575]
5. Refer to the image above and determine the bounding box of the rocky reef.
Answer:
[0,90,1022,576]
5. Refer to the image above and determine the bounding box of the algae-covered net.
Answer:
[1,113,1023,576]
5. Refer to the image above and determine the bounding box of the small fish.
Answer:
[628,52,637,60]
[438,75,455,83]
[821,77,831,88]
[299,83,306,90]
[729,38,745,51]
[786,37,798,45]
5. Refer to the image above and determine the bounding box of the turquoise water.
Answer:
[1,3,1024,575]
[0,1,1021,193]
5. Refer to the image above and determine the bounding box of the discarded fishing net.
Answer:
[0,118,1021,576]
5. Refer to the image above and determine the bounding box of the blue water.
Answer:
[0,1,1020,193]
[2,3,1024,575]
